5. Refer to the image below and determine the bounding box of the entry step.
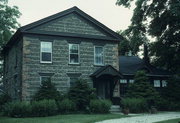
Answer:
[110,105,121,113]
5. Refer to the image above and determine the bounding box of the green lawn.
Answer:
[0,114,127,123]
[155,118,180,123]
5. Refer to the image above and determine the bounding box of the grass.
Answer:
[155,118,180,123]
[0,114,127,123]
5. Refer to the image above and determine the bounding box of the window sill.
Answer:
[68,63,81,66]
[40,61,52,64]
[93,64,105,67]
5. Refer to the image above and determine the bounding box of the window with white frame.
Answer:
[154,80,161,87]
[40,42,52,63]
[120,79,127,83]
[162,80,167,87]
[40,76,51,85]
[129,79,134,83]
[94,46,103,65]
[69,44,79,64]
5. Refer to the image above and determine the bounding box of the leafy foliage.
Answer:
[31,99,58,117]
[68,79,96,111]
[126,71,160,106]
[3,101,31,117]
[32,79,61,101]
[0,93,11,111]
[57,98,76,114]
[121,98,148,113]
[116,0,180,73]
[89,99,112,114]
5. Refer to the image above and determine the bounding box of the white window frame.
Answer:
[40,76,51,85]
[154,80,161,87]
[40,41,52,63]
[162,80,167,87]
[120,79,127,84]
[94,46,104,66]
[69,44,80,64]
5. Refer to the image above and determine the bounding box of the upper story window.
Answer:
[40,42,52,63]
[120,79,127,84]
[94,46,104,65]
[154,80,161,87]
[162,80,167,87]
[69,44,79,64]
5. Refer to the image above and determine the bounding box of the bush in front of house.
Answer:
[121,98,148,113]
[32,79,62,101]
[57,98,76,114]
[31,99,58,117]
[89,99,112,114]
[0,93,12,112]
[3,101,31,117]
[126,71,161,108]
[68,79,96,111]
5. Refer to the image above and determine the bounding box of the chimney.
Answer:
[143,44,150,65]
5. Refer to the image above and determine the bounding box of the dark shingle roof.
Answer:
[119,56,172,76]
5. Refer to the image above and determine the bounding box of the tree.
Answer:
[0,0,21,82]
[126,71,160,106]
[116,0,180,73]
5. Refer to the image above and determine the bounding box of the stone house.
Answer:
[2,7,123,101]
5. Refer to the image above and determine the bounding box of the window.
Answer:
[154,80,160,87]
[40,76,51,85]
[69,44,79,64]
[120,79,127,83]
[162,80,167,87]
[94,46,103,65]
[129,79,134,83]
[40,42,52,63]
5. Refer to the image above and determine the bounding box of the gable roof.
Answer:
[90,65,123,78]
[3,6,123,53]
[119,56,172,77]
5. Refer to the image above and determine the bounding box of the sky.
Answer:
[9,0,134,32]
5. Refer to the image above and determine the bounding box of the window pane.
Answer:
[41,76,51,84]
[70,44,78,53]
[95,47,103,65]
[120,79,127,83]
[129,79,134,83]
[154,80,160,87]
[162,80,167,87]
[42,52,51,61]
[70,54,78,63]
[70,77,78,87]
[41,42,52,52]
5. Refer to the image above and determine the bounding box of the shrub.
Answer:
[3,101,31,117]
[121,98,148,113]
[126,71,160,107]
[32,79,61,101]
[57,98,76,114]
[89,99,112,114]
[31,99,58,117]
[0,93,11,111]
[68,79,96,111]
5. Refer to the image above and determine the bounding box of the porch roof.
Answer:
[90,65,122,78]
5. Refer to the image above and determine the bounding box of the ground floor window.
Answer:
[120,79,127,83]
[129,79,134,83]
[154,80,161,87]
[70,77,79,87]
[162,80,167,87]
[40,76,51,85]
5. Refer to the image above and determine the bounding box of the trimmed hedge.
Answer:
[31,99,58,117]
[57,98,76,114]
[121,98,148,113]
[3,99,58,117]
[0,93,11,112]
[3,101,31,117]
[89,99,112,114]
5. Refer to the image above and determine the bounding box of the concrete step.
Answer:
[110,105,121,113]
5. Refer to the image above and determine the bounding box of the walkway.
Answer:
[96,112,180,123]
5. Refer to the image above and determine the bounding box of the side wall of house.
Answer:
[22,35,119,100]
[3,39,23,100]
